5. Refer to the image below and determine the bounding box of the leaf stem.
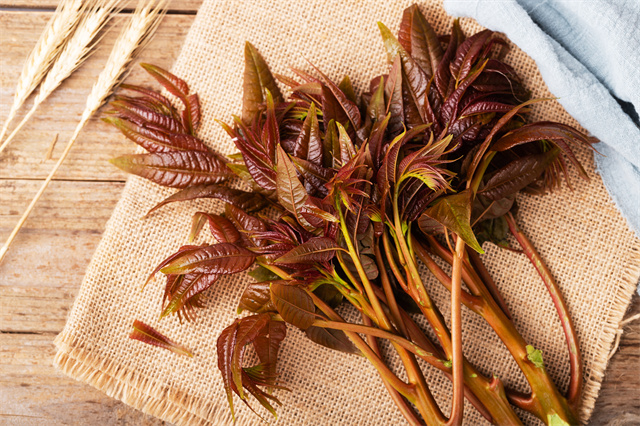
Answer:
[307,291,415,400]
[257,262,293,280]
[388,227,522,424]
[382,230,409,291]
[373,242,408,338]
[313,319,443,365]
[466,247,513,319]
[337,204,390,328]
[416,235,578,424]
[361,314,423,425]
[447,237,466,426]
[505,212,582,408]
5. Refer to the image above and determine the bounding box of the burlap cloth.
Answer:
[53,1,640,424]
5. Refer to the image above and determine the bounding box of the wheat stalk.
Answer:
[0,0,84,144]
[0,0,169,263]
[0,0,124,155]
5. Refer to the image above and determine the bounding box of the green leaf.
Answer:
[526,345,545,369]
[275,237,340,264]
[421,191,484,253]
[474,216,510,249]
[242,42,283,123]
[305,326,359,355]
[367,76,386,122]
[338,75,357,103]
[110,151,231,189]
[130,319,192,357]
[312,284,344,308]
[270,283,316,330]
[247,265,280,282]
[547,413,571,426]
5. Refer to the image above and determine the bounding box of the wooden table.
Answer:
[0,2,638,424]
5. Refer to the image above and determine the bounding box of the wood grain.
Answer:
[0,0,202,12]
[0,5,192,425]
[0,2,637,425]
[0,11,194,181]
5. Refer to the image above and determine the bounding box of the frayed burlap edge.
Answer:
[54,333,248,426]
[53,242,640,425]
[579,243,640,421]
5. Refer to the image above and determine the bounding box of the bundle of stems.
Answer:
[0,0,124,154]
[0,0,84,144]
[0,0,168,263]
[106,4,593,425]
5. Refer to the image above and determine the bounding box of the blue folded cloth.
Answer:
[443,0,640,242]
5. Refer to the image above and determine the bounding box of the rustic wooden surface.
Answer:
[0,1,638,425]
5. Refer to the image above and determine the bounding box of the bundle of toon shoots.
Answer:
[107,5,594,425]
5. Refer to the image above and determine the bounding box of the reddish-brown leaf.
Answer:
[237,280,282,314]
[305,326,359,354]
[481,149,560,200]
[110,151,231,189]
[398,4,443,77]
[242,42,283,123]
[129,320,193,357]
[103,116,207,153]
[147,183,268,217]
[270,282,316,330]
[189,212,242,244]
[160,243,257,275]
[275,237,340,264]
[161,273,219,319]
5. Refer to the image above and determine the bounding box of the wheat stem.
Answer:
[0,0,123,155]
[0,0,84,143]
[0,0,168,264]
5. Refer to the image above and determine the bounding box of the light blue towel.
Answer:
[443,0,640,242]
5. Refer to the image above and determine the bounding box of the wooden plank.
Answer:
[588,294,640,425]
[0,0,202,13]
[0,286,76,332]
[0,333,167,425]
[0,180,124,288]
[0,11,194,181]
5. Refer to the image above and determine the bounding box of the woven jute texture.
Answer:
[54,0,640,424]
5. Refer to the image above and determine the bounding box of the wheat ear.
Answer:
[0,0,84,144]
[0,0,124,155]
[0,0,169,264]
